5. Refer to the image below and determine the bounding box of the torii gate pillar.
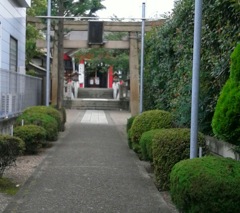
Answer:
[129,32,139,116]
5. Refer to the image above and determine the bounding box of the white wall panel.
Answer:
[0,1,26,72]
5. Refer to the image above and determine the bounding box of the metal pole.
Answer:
[190,0,203,159]
[140,2,145,113]
[46,0,51,106]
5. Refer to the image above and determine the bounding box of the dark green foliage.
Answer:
[130,110,173,147]
[126,116,136,149]
[16,112,58,141]
[144,0,240,135]
[14,125,47,154]
[24,106,62,131]
[170,156,240,213]
[126,116,136,133]
[139,129,160,162]
[152,128,207,191]
[0,135,25,177]
[212,43,240,145]
[127,131,133,149]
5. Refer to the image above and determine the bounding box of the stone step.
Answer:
[64,98,123,110]
[78,88,113,99]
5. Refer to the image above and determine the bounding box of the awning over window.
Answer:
[15,0,31,7]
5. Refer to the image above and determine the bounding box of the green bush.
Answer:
[126,116,136,149]
[126,116,136,133]
[170,156,240,213]
[130,110,173,152]
[152,128,207,191]
[24,106,62,131]
[0,135,25,177]
[212,43,240,145]
[14,125,47,154]
[16,112,58,141]
[140,129,160,161]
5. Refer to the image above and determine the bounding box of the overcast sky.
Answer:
[96,0,175,20]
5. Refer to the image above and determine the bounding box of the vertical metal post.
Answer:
[139,2,146,113]
[190,0,203,159]
[46,0,51,106]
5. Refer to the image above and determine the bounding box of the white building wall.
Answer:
[0,0,27,73]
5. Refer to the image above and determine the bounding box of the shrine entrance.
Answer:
[30,17,164,115]
[85,70,108,88]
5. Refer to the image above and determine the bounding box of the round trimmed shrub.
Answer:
[170,156,240,213]
[14,125,47,154]
[16,112,58,141]
[127,116,136,133]
[126,116,136,149]
[130,110,173,152]
[152,128,207,191]
[140,129,160,161]
[212,43,240,145]
[0,135,25,177]
[24,106,62,131]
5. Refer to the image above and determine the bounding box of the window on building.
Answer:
[9,36,18,72]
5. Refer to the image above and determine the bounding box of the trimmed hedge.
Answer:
[127,116,136,133]
[24,106,62,131]
[126,116,136,149]
[212,43,240,145]
[152,128,207,191]
[0,135,25,177]
[14,125,47,154]
[140,129,160,161]
[16,112,58,141]
[130,110,173,153]
[170,156,240,213]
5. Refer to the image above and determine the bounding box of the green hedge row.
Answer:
[127,116,136,149]
[14,106,66,154]
[0,135,25,177]
[23,106,63,131]
[16,112,58,141]
[127,110,208,191]
[0,106,67,178]
[152,128,207,191]
[139,129,160,162]
[14,125,47,154]
[170,156,240,213]
[127,109,240,212]
[129,110,173,154]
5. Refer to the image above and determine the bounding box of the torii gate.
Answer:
[27,17,164,115]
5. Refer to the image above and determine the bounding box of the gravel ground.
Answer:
[0,152,47,213]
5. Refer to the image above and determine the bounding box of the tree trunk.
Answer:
[57,0,64,109]
[51,32,58,106]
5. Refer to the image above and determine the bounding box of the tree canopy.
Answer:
[26,0,47,65]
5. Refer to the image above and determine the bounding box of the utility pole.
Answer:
[190,0,203,159]
[46,0,51,106]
